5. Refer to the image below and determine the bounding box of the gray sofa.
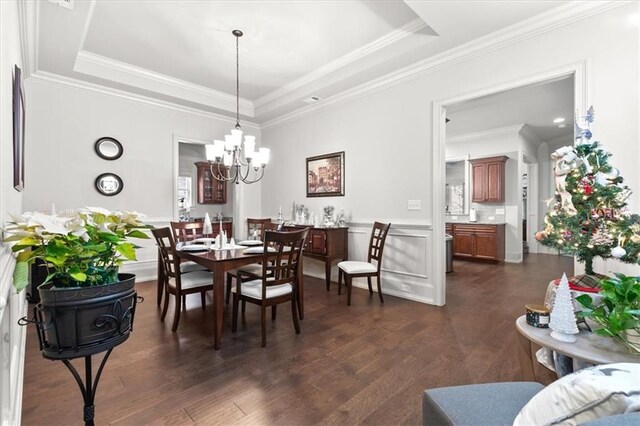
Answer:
[423,382,640,425]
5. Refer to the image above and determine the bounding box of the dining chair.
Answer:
[151,227,214,332]
[171,220,205,243]
[337,222,391,306]
[246,218,272,240]
[231,228,308,347]
[225,219,276,305]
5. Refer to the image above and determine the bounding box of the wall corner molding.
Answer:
[73,50,254,117]
[27,70,260,129]
[16,0,39,78]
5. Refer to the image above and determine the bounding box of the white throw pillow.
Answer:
[514,363,640,426]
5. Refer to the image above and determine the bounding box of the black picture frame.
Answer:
[306,151,345,197]
[13,65,25,191]
[95,173,124,196]
[94,137,124,160]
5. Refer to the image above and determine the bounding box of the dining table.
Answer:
[173,245,305,350]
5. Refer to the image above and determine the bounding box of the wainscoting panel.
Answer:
[0,244,27,425]
[342,222,434,304]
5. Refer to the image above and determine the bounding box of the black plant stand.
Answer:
[19,274,141,425]
[61,350,113,426]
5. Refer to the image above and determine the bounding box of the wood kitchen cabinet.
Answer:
[470,156,508,203]
[195,162,227,204]
[283,225,348,291]
[450,223,505,262]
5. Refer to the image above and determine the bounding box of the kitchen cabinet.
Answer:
[450,223,505,262]
[195,162,227,204]
[470,156,508,203]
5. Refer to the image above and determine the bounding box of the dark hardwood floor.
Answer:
[22,253,572,425]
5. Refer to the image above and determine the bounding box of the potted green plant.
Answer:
[576,273,640,354]
[4,207,150,359]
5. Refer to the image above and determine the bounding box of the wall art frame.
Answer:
[13,64,25,191]
[306,151,345,197]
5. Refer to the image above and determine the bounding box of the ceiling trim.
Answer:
[446,124,524,144]
[73,50,255,116]
[27,70,260,129]
[76,0,96,53]
[519,123,545,145]
[261,1,626,130]
[253,17,429,111]
[16,0,39,78]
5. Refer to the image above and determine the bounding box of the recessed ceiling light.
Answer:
[553,117,565,124]
[558,124,567,128]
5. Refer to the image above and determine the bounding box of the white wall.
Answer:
[23,80,264,281]
[261,3,640,303]
[0,1,26,423]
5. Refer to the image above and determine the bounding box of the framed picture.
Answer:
[13,65,25,191]
[306,151,345,197]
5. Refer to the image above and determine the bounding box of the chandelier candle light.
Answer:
[206,30,269,184]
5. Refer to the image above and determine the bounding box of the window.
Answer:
[177,176,192,211]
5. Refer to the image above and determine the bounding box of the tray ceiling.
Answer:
[34,0,570,124]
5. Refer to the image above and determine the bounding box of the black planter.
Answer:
[33,273,138,360]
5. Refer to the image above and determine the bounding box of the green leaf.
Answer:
[12,262,29,292]
[97,232,121,242]
[69,271,87,282]
[576,294,594,309]
[16,251,36,263]
[126,230,149,239]
[116,243,136,260]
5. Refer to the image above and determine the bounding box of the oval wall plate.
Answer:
[95,137,123,160]
[95,173,123,196]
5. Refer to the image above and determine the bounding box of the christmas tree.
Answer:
[536,107,640,279]
[549,273,579,342]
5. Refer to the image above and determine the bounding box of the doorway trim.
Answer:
[431,60,589,306]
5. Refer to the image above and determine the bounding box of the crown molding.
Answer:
[253,17,429,111]
[261,1,627,130]
[73,50,255,117]
[446,124,524,144]
[16,0,39,78]
[27,70,260,129]
[518,123,544,145]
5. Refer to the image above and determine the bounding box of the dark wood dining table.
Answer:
[174,246,304,350]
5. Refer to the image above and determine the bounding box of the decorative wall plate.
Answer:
[95,173,123,196]
[95,137,123,160]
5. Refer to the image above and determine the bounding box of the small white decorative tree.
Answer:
[550,273,580,342]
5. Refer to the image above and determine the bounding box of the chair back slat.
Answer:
[151,227,180,280]
[247,218,272,239]
[367,222,391,269]
[170,221,205,243]
[260,229,308,295]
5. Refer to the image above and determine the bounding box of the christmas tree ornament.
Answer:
[535,231,547,241]
[574,106,594,144]
[594,172,609,186]
[591,223,614,246]
[611,236,627,259]
[550,273,579,342]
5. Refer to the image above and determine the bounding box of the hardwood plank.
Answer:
[22,253,570,425]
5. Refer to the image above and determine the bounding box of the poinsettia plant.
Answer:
[3,207,150,291]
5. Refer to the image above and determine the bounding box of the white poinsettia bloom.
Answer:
[83,206,112,216]
[28,213,71,235]
[66,217,89,241]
